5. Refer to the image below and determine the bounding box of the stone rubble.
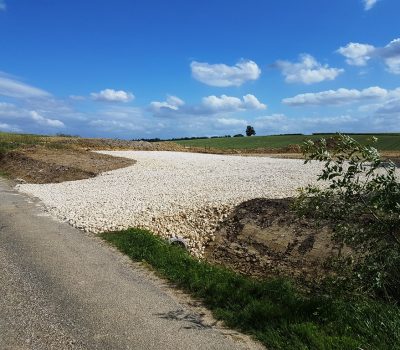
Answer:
[17,151,323,257]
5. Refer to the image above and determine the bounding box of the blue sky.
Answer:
[0,0,399,138]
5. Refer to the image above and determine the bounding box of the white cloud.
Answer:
[363,0,379,10]
[0,0,6,11]
[379,38,400,74]
[202,94,267,112]
[216,118,248,126]
[275,54,344,84]
[373,97,400,115]
[202,95,242,111]
[191,60,261,87]
[29,111,65,128]
[150,95,185,111]
[151,94,266,118]
[91,89,134,102]
[242,94,267,109]
[0,73,51,99]
[283,86,399,106]
[338,38,400,74]
[336,43,375,66]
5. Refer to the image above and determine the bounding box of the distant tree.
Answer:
[233,134,244,137]
[246,125,256,137]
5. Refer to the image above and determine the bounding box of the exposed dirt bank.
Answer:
[205,198,350,282]
[0,147,135,184]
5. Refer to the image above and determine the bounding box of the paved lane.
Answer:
[0,179,262,350]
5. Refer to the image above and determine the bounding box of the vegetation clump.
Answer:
[295,134,400,301]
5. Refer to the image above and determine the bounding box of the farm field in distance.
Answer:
[174,133,400,151]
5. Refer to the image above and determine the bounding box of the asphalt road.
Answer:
[0,178,263,350]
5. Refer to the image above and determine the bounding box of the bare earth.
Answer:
[0,147,135,183]
[205,198,349,283]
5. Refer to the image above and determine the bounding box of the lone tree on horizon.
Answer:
[246,125,256,137]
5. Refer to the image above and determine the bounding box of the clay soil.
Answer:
[205,198,350,283]
[0,147,135,184]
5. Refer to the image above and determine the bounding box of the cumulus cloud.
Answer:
[338,38,400,74]
[363,0,379,10]
[0,73,51,99]
[275,54,344,84]
[191,60,261,87]
[336,43,375,66]
[30,111,65,128]
[283,86,399,106]
[150,95,185,111]
[0,0,6,11]
[242,94,267,109]
[151,94,266,118]
[201,95,242,111]
[91,89,134,102]
[202,94,267,112]
[379,39,400,74]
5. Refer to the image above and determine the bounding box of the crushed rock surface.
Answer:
[17,151,323,257]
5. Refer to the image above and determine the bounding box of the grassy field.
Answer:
[2,131,400,153]
[0,131,47,153]
[175,134,400,151]
[102,228,400,350]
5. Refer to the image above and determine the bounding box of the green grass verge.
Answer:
[175,134,400,151]
[101,228,400,350]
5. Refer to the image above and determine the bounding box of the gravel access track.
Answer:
[17,151,323,257]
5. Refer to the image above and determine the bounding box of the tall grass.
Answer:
[0,132,45,153]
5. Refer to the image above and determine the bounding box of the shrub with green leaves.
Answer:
[295,134,400,301]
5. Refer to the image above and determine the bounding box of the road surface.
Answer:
[0,178,263,350]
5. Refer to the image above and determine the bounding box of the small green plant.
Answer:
[295,134,400,301]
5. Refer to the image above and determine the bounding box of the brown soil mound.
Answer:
[0,147,135,184]
[205,198,350,282]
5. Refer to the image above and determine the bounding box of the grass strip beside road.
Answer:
[101,228,400,350]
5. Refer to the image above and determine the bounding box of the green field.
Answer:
[175,134,400,151]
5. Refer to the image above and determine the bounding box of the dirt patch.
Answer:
[0,147,135,184]
[205,198,351,282]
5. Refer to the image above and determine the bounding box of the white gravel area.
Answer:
[17,151,323,257]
